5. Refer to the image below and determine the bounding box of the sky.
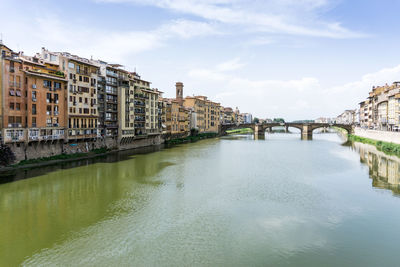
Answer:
[1,0,400,120]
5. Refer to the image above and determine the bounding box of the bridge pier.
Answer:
[254,125,265,140]
[301,125,313,140]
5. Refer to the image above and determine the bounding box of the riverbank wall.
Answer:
[6,134,164,164]
[354,127,400,145]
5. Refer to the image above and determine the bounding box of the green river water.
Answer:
[0,133,400,267]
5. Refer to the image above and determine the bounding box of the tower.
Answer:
[176,82,183,105]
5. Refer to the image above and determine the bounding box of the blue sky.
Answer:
[1,0,400,120]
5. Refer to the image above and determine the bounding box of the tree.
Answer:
[253,117,259,123]
[273,118,285,123]
[0,145,16,166]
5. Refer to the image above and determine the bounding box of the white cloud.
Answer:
[97,0,366,39]
[215,58,245,72]
[0,12,218,63]
[186,60,400,120]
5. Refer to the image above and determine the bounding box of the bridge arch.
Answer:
[309,124,353,135]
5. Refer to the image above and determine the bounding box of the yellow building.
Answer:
[184,96,206,132]
[117,68,134,142]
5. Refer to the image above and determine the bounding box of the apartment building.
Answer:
[359,82,400,131]
[242,113,253,124]
[38,48,99,140]
[184,96,206,132]
[1,45,26,143]
[336,110,356,125]
[132,72,161,135]
[20,55,67,142]
[221,107,234,124]
[116,67,133,142]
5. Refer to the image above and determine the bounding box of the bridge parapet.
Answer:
[220,122,354,138]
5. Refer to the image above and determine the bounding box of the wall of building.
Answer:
[354,127,400,144]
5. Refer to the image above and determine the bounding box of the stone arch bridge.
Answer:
[220,123,354,139]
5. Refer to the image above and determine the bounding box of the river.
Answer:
[1,133,400,267]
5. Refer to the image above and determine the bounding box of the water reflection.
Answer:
[0,145,164,184]
[352,142,400,195]
[0,148,173,267]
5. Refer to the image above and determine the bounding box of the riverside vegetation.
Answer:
[13,147,109,167]
[348,134,400,158]
[165,132,218,145]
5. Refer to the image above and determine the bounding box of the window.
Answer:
[79,108,82,114]
[76,65,80,73]
[16,90,21,97]
[68,62,75,69]
[9,89,15,96]
[43,80,51,88]
[83,77,89,83]
[47,93,52,103]
[32,91,37,101]
[54,94,59,103]
[16,103,20,111]
[50,54,57,61]
[15,117,22,123]
[10,103,14,110]
[32,117,36,126]
[79,97,82,103]
[32,104,37,115]
[54,82,61,89]
[85,98,88,104]
[79,76,82,82]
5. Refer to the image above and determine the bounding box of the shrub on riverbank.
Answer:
[0,145,16,166]
[165,132,218,145]
[348,134,400,157]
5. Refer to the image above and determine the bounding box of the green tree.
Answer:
[253,117,259,123]
[273,118,285,123]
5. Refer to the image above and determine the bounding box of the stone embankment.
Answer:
[354,127,400,145]
[5,134,164,165]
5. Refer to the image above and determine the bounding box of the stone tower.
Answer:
[176,82,184,105]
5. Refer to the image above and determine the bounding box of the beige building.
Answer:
[38,48,99,140]
[360,82,400,131]
[132,73,161,135]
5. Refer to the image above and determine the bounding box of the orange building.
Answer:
[20,55,68,141]
[1,45,26,143]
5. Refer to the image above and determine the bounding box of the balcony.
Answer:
[106,71,118,78]
[134,94,149,99]
[76,69,89,75]
[8,123,22,128]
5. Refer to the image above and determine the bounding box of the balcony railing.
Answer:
[8,123,22,128]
